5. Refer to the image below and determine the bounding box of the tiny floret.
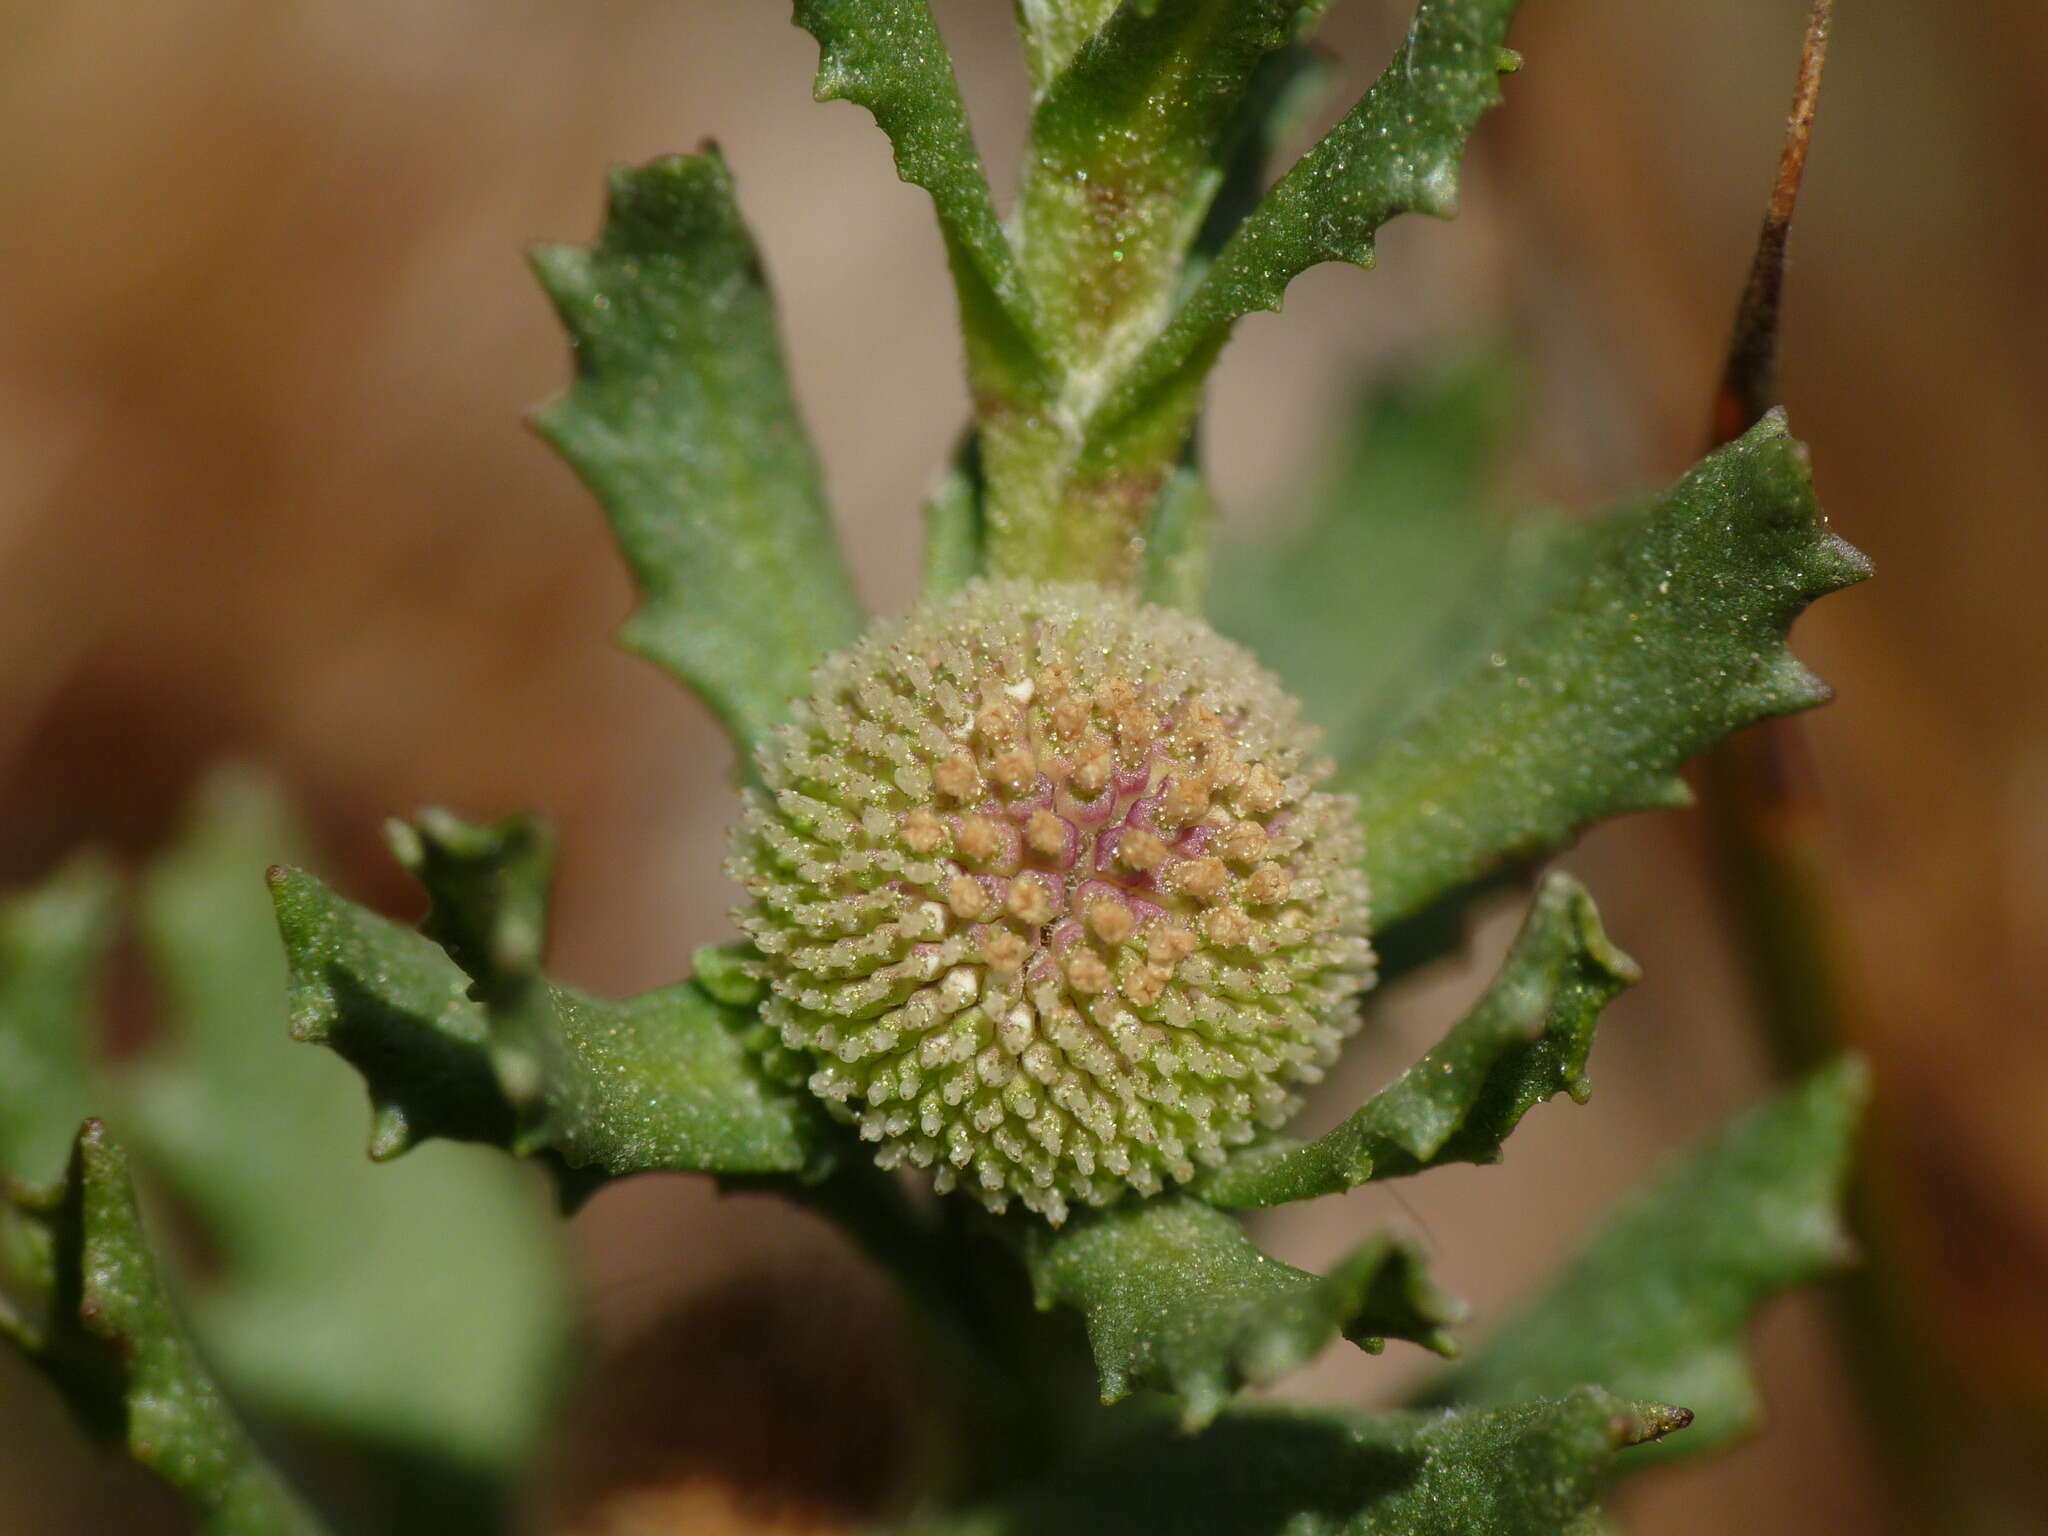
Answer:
[729,579,1373,1222]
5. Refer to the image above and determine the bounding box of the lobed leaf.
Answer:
[270,814,831,1193]
[1087,0,1524,480]
[793,0,1043,393]
[2,1122,328,1536]
[0,854,117,1192]
[898,1388,1687,1536]
[123,773,573,1476]
[531,150,864,766]
[1021,1195,1463,1429]
[1344,413,1870,928]
[1432,1056,1868,1464]
[1195,872,1638,1209]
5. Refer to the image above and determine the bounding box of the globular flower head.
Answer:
[730,579,1373,1222]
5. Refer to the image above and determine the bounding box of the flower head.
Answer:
[731,580,1372,1221]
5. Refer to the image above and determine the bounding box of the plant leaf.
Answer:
[1208,346,1530,753]
[1010,0,1122,94]
[1138,461,1216,612]
[1021,1195,1464,1429]
[531,150,864,765]
[120,772,573,1477]
[1195,872,1637,1209]
[1,1122,328,1536]
[1015,0,1300,368]
[921,435,986,598]
[793,0,1042,394]
[895,1389,1687,1536]
[0,854,117,1192]
[269,815,831,1192]
[1431,1056,1868,1464]
[1344,413,1870,928]
[1088,0,1524,481]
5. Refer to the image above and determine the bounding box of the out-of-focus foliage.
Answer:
[0,774,575,1523]
[1434,1057,1869,1461]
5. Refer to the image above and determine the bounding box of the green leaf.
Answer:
[0,854,117,1191]
[531,150,864,765]
[921,434,986,598]
[898,1389,1688,1536]
[1,1122,328,1536]
[1208,346,1531,753]
[1089,0,1524,481]
[120,773,572,1477]
[1344,413,1870,928]
[270,814,831,1190]
[1015,1,1300,368]
[793,0,1042,393]
[1021,1195,1464,1429]
[1138,461,1216,612]
[1010,0,1122,93]
[1434,1057,1868,1464]
[1195,872,1638,1209]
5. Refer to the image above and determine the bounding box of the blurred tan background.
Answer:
[4,1,2044,1532]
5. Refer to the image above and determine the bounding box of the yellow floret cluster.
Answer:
[729,580,1373,1222]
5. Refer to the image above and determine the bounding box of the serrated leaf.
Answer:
[1433,1057,1868,1464]
[0,854,117,1191]
[897,1388,1687,1536]
[1088,0,1524,481]
[793,0,1042,394]
[1022,1195,1464,1429]
[270,816,830,1190]
[1196,872,1638,1209]
[1,1122,328,1536]
[531,150,864,764]
[1344,413,1870,928]
[119,772,572,1478]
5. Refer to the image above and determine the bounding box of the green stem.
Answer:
[793,1159,1093,1501]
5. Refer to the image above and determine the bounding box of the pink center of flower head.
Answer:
[730,579,1373,1224]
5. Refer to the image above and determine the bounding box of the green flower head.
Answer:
[731,579,1374,1222]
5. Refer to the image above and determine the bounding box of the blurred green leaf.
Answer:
[1138,462,1217,612]
[1021,1195,1463,1429]
[1088,0,1523,484]
[0,854,117,1191]
[1344,413,1870,928]
[794,0,1043,395]
[1009,0,1121,92]
[271,812,831,1191]
[921,435,986,597]
[2,1122,328,1536]
[120,773,572,1478]
[898,1388,1687,1536]
[1196,872,1637,1208]
[1209,347,1531,752]
[531,150,864,765]
[1433,1057,1868,1464]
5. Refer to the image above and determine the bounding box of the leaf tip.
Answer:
[1618,1401,1696,1446]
